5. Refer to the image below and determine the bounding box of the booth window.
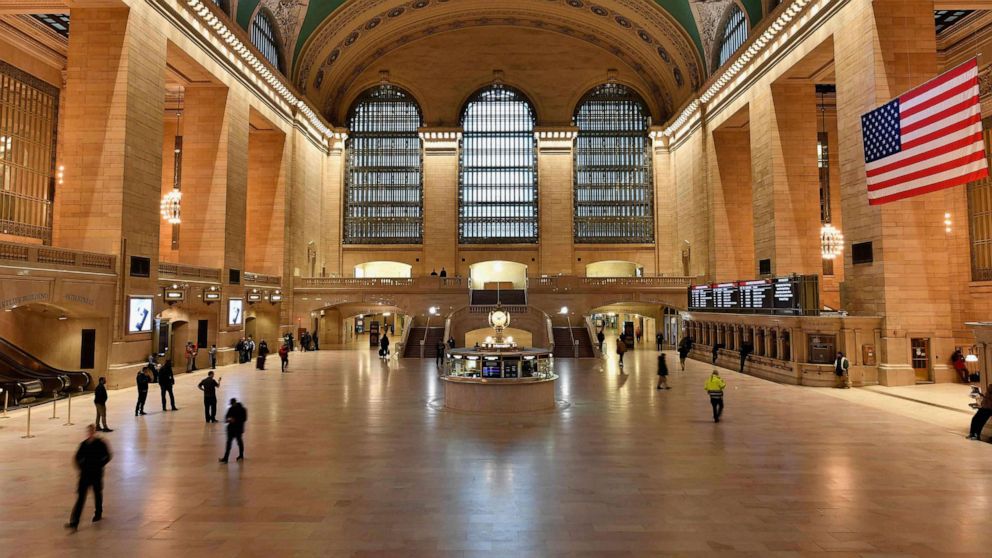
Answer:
[459,86,538,244]
[345,85,424,244]
[717,4,748,69]
[573,83,654,244]
[0,61,58,243]
[968,121,992,281]
[250,10,282,72]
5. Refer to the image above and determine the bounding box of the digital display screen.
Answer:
[739,279,773,310]
[773,277,796,310]
[689,285,712,309]
[483,364,501,378]
[128,297,153,333]
[228,299,243,326]
[688,276,811,315]
[712,283,738,310]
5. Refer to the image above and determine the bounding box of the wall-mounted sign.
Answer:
[247,292,263,303]
[688,275,818,316]
[270,292,283,303]
[204,291,221,302]
[228,298,243,326]
[164,289,184,302]
[128,297,153,333]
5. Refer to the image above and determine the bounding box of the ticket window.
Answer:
[808,334,836,364]
[911,338,931,383]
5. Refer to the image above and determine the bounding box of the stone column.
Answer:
[420,128,461,275]
[535,127,577,275]
[320,130,347,277]
[835,0,960,385]
[651,129,678,273]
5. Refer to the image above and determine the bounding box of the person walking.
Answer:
[278,342,289,372]
[159,359,178,411]
[833,351,850,388]
[704,370,727,422]
[739,340,753,373]
[65,424,112,530]
[209,344,217,369]
[312,332,319,350]
[301,331,310,352]
[616,336,627,371]
[219,398,247,463]
[256,340,269,370]
[197,371,222,423]
[678,336,692,371]
[379,333,390,359]
[246,336,256,361]
[436,341,446,368]
[656,332,663,351]
[92,377,112,432]
[596,329,605,353]
[135,368,150,416]
[968,384,992,440]
[656,353,670,390]
[236,338,246,363]
[711,342,722,364]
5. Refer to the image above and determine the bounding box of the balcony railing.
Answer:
[296,276,466,290]
[0,241,116,272]
[244,272,282,287]
[530,275,696,291]
[158,263,221,282]
[296,275,694,292]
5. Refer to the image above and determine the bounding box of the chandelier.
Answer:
[817,86,843,261]
[161,188,182,224]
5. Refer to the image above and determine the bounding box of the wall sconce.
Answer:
[247,289,263,304]
[269,290,283,303]
[164,283,185,305]
[203,286,221,304]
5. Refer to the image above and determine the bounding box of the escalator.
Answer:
[0,337,91,405]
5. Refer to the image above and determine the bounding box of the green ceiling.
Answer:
[236,0,767,70]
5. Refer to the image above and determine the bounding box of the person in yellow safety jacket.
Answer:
[704,370,727,423]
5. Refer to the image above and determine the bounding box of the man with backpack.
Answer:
[834,351,851,388]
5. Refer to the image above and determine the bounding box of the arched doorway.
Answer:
[469,261,528,305]
[585,260,642,277]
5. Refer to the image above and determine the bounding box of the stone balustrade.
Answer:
[243,272,282,287]
[296,276,466,290]
[0,241,116,272]
[158,262,222,283]
[529,275,696,291]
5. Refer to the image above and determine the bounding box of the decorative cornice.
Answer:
[535,126,577,154]
[419,127,462,154]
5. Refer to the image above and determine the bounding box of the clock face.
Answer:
[490,310,509,328]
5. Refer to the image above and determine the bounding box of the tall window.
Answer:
[459,86,538,244]
[718,4,748,69]
[345,85,423,244]
[31,14,69,38]
[969,121,992,281]
[0,61,58,243]
[251,11,282,72]
[573,83,653,243]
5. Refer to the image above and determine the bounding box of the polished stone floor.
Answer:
[1,347,991,557]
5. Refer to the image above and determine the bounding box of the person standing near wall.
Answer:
[185,342,195,373]
[65,424,112,530]
[704,370,727,422]
[159,360,178,411]
[209,344,217,369]
[256,340,269,370]
[93,377,112,432]
[436,341,446,368]
[678,336,692,371]
[739,341,753,373]
[596,329,605,352]
[834,351,850,389]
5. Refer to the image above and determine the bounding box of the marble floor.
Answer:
[1,348,991,557]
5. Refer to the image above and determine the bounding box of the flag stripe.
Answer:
[868,149,987,190]
[901,76,978,120]
[868,168,989,205]
[901,92,979,134]
[900,60,978,107]
[900,113,982,152]
[866,121,983,172]
[868,158,988,199]
[902,102,981,143]
[866,133,984,179]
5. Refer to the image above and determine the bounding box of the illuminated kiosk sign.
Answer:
[228,298,243,326]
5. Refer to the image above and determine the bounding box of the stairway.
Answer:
[402,327,446,358]
[552,327,595,358]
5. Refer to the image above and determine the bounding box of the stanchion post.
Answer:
[63,391,74,426]
[49,391,59,420]
[22,404,34,438]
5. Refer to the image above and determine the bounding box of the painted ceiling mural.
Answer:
[234,0,768,121]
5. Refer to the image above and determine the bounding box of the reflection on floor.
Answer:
[0,348,990,556]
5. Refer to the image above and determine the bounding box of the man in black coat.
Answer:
[159,360,178,411]
[135,369,150,416]
[198,371,222,423]
[219,398,247,463]
[65,424,112,530]
[93,377,112,432]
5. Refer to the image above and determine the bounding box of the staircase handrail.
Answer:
[546,317,555,354]
[396,315,413,355]
[585,315,603,358]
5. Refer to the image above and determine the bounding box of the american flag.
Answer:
[861,59,988,206]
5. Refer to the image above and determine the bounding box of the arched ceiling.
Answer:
[234,0,769,124]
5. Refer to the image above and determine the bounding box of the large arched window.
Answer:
[345,85,424,244]
[459,86,538,244]
[573,83,654,243]
[251,10,282,72]
[717,4,748,69]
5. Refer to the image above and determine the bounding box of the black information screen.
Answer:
[773,277,796,310]
[712,283,738,310]
[688,275,810,315]
[689,285,713,309]
[739,280,773,310]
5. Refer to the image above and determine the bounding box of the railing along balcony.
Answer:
[0,241,116,272]
[244,272,282,287]
[529,275,696,292]
[296,276,465,290]
[158,263,222,282]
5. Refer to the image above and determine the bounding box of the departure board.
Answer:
[687,275,818,315]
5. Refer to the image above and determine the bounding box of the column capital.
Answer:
[534,126,577,154]
[419,127,462,154]
[329,127,348,154]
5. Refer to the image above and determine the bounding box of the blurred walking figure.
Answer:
[704,370,727,423]
[436,341,446,368]
[278,342,289,372]
[677,336,692,370]
[219,398,247,463]
[968,384,992,440]
[656,353,670,390]
[65,424,112,530]
[616,337,627,371]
